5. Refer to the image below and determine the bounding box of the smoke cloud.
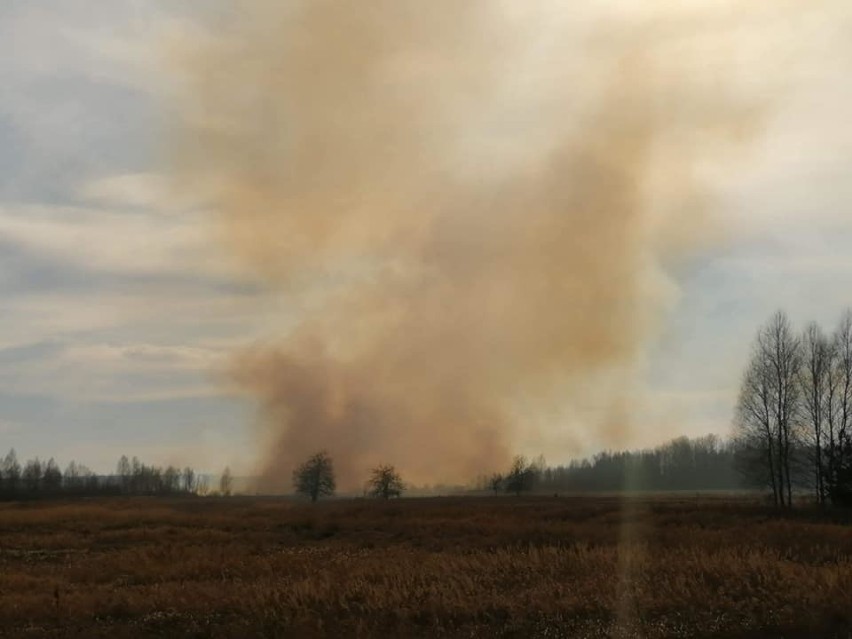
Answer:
[171,1,772,490]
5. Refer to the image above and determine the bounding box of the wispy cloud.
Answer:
[0,203,223,278]
[78,172,204,213]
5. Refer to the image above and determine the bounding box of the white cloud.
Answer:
[0,202,244,279]
[0,419,22,435]
[63,342,225,372]
[0,338,231,404]
[78,173,201,213]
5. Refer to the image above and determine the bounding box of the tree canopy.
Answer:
[292,451,336,502]
[367,464,404,499]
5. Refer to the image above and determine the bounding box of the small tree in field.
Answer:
[504,455,537,496]
[489,473,504,494]
[368,464,404,499]
[293,451,336,502]
[219,466,233,496]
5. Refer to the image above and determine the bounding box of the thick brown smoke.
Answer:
[172,1,768,490]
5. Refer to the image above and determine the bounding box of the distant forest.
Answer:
[5,313,851,507]
[0,435,742,501]
[536,434,740,493]
[481,434,741,495]
[0,452,221,500]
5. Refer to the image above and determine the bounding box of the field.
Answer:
[1,495,851,638]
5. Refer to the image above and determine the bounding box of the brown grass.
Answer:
[0,495,850,638]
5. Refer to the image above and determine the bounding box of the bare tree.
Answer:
[735,311,802,507]
[64,461,96,493]
[293,451,336,502]
[182,467,196,494]
[1,449,21,495]
[219,466,233,496]
[195,475,210,496]
[42,458,62,492]
[117,455,131,494]
[64,461,81,491]
[734,344,779,504]
[131,456,143,493]
[827,310,852,503]
[799,322,833,505]
[763,311,802,506]
[488,472,504,495]
[22,458,43,494]
[163,466,181,494]
[367,464,404,499]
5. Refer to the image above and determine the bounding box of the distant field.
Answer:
[0,495,850,638]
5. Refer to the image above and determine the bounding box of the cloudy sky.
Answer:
[1,1,851,475]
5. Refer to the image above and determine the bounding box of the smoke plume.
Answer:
[172,1,767,490]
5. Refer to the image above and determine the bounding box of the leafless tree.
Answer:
[734,342,779,504]
[182,467,196,494]
[735,311,801,507]
[293,451,336,502]
[163,466,181,494]
[799,322,833,505]
[117,455,131,493]
[827,310,852,503]
[763,311,802,506]
[1,449,21,494]
[42,458,62,492]
[219,466,233,496]
[196,475,210,496]
[64,461,96,493]
[22,458,43,494]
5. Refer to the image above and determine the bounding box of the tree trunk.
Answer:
[776,430,786,507]
[767,443,778,507]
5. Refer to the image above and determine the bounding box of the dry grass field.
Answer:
[0,495,851,638]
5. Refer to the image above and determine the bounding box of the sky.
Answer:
[1,1,852,477]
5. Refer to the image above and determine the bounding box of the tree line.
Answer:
[289,436,741,502]
[11,306,852,510]
[0,446,404,502]
[0,450,233,500]
[0,436,744,502]
[734,310,852,507]
[484,434,740,495]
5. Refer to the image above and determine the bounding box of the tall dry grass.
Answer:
[0,495,850,637]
